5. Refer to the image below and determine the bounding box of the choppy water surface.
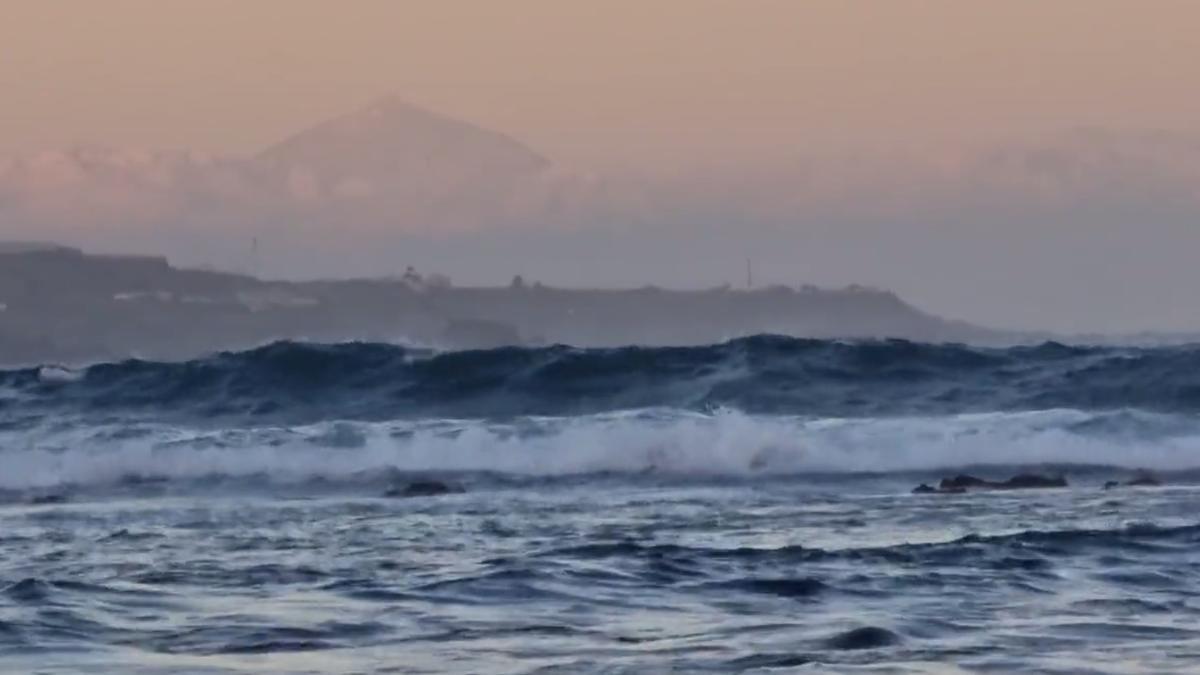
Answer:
[2,338,1200,673]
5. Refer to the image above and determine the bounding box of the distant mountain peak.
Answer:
[359,93,440,117]
[255,95,550,179]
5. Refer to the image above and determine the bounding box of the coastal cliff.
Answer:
[0,244,1002,366]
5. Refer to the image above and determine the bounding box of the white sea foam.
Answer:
[37,366,84,383]
[2,408,1200,490]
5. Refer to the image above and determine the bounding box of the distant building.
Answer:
[400,266,423,290]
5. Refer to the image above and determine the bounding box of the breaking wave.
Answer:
[3,408,1200,491]
[4,337,1200,492]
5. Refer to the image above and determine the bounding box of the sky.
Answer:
[1,1,1200,333]
[4,1,1199,166]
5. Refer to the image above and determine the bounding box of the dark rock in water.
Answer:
[1104,481,1121,490]
[728,653,813,669]
[28,494,69,505]
[914,485,960,495]
[921,472,1066,495]
[939,474,992,490]
[384,480,465,498]
[913,483,964,495]
[4,578,52,602]
[739,577,827,598]
[824,626,901,650]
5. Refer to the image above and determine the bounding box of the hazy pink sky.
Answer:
[4,1,1200,334]
[3,0,1199,168]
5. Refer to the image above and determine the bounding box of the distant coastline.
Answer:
[0,243,1018,367]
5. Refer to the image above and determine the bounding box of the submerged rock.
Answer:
[939,474,992,490]
[913,483,963,495]
[384,480,465,498]
[824,626,901,650]
[117,473,170,487]
[916,473,1067,495]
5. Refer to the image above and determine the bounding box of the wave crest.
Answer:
[3,337,1200,421]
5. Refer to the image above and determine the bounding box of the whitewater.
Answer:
[2,337,1199,673]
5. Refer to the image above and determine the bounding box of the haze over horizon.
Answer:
[2,1,1200,334]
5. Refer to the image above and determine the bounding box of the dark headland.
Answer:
[0,242,1006,366]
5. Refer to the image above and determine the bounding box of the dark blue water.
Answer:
[2,337,1199,673]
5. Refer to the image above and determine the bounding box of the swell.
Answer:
[3,336,1200,422]
[538,521,1200,565]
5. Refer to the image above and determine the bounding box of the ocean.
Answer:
[1,336,1198,673]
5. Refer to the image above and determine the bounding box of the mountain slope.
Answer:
[255,95,550,183]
